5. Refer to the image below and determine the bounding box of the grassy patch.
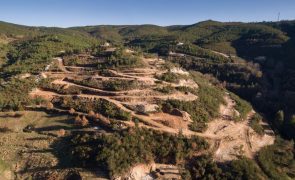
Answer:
[0,159,8,174]
[0,111,74,132]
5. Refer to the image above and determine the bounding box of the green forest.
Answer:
[0,20,295,179]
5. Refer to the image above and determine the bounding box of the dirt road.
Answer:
[204,95,275,161]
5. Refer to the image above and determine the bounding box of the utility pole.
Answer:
[277,12,280,22]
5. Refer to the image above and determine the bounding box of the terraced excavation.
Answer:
[1,15,294,179]
[30,48,275,163]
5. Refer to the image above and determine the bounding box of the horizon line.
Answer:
[1,18,295,28]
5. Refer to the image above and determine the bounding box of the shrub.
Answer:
[155,85,175,94]
[74,116,82,126]
[81,116,89,127]
[189,121,208,132]
[102,79,138,91]
[46,102,54,110]
[69,108,76,114]
[40,80,82,95]
[157,72,181,83]
[0,127,13,133]
[229,93,252,121]
[249,113,264,135]
[57,129,66,137]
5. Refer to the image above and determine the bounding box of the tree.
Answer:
[57,129,66,137]
[88,110,95,118]
[81,116,89,127]
[275,110,284,127]
[290,115,295,127]
[74,115,82,126]
[227,158,265,180]
[74,115,89,127]
[69,108,75,114]
[187,155,223,180]
[46,102,54,110]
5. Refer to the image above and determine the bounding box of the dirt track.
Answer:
[30,54,275,161]
[204,95,275,161]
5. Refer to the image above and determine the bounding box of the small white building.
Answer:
[177,42,184,46]
[101,42,110,47]
[169,51,185,57]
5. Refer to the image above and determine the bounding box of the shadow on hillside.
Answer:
[45,113,73,118]
[34,125,76,131]
[26,137,51,141]
[56,119,75,124]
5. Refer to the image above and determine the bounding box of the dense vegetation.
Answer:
[53,96,131,120]
[97,48,142,69]
[186,155,266,180]
[64,77,140,91]
[69,128,208,177]
[169,54,262,103]
[2,33,97,75]
[174,44,230,62]
[102,79,139,91]
[257,138,295,179]
[68,130,294,179]
[161,73,225,132]
[0,78,36,111]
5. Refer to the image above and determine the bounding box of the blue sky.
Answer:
[0,0,294,27]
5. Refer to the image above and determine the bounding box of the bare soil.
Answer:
[30,51,275,164]
[204,95,275,162]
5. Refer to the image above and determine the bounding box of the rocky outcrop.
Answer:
[171,109,193,122]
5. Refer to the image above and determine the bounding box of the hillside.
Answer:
[0,20,294,179]
[71,20,295,140]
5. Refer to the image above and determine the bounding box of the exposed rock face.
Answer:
[115,163,155,180]
[182,111,193,122]
[170,67,189,75]
[19,73,31,79]
[168,51,185,57]
[171,109,193,122]
[115,163,183,180]
[177,79,199,89]
[130,103,159,114]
